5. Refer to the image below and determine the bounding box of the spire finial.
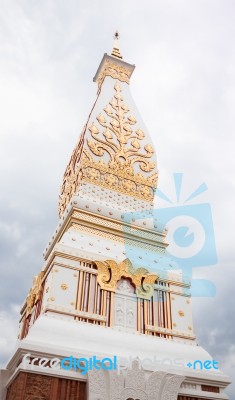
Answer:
[111,30,123,59]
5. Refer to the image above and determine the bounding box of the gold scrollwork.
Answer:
[58,126,86,217]
[81,82,157,202]
[96,60,133,89]
[58,81,158,216]
[95,258,157,300]
[25,271,45,317]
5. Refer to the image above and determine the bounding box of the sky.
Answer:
[0,0,234,397]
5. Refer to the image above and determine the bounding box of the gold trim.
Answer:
[72,209,165,243]
[70,222,163,254]
[45,305,107,322]
[146,324,196,339]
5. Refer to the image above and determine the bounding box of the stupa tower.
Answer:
[0,33,230,400]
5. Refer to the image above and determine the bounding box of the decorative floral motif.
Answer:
[87,82,155,175]
[58,126,86,216]
[96,59,133,89]
[59,81,158,216]
[161,376,185,400]
[26,271,45,317]
[81,82,157,202]
[178,310,185,317]
[88,359,185,400]
[95,258,157,300]
[60,283,68,291]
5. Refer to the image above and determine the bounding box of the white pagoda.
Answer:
[0,34,230,400]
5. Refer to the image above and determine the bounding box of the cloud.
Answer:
[0,305,20,366]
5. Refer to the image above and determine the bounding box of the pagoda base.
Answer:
[5,371,86,400]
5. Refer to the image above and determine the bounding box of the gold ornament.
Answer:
[58,126,86,217]
[25,271,45,317]
[81,82,157,201]
[60,283,68,291]
[59,82,157,216]
[96,60,133,89]
[178,310,185,317]
[95,258,157,300]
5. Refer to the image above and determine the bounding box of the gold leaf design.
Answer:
[131,139,140,149]
[26,271,45,317]
[83,83,157,201]
[144,144,154,154]
[59,81,158,216]
[58,125,86,217]
[97,114,106,126]
[95,258,157,300]
[87,141,105,156]
[128,115,137,125]
[136,129,145,139]
[103,129,113,140]
[96,60,133,88]
[89,123,99,135]
[104,106,113,116]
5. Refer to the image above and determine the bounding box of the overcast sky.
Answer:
[0,0,234,397]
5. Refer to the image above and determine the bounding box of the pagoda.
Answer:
[0,33,230,400]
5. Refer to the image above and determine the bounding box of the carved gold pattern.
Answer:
[72,210,165,243]
[60,283,68,291]
[178,310,185,317]
[95,258,157,300]
[82,82,157,202]
[26,271,45,317]
[58,81,158,217]
[58,126,86,216]
[70,222,164,253]
[96,60,132,89]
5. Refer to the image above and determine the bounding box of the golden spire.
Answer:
[111,31,123,59]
